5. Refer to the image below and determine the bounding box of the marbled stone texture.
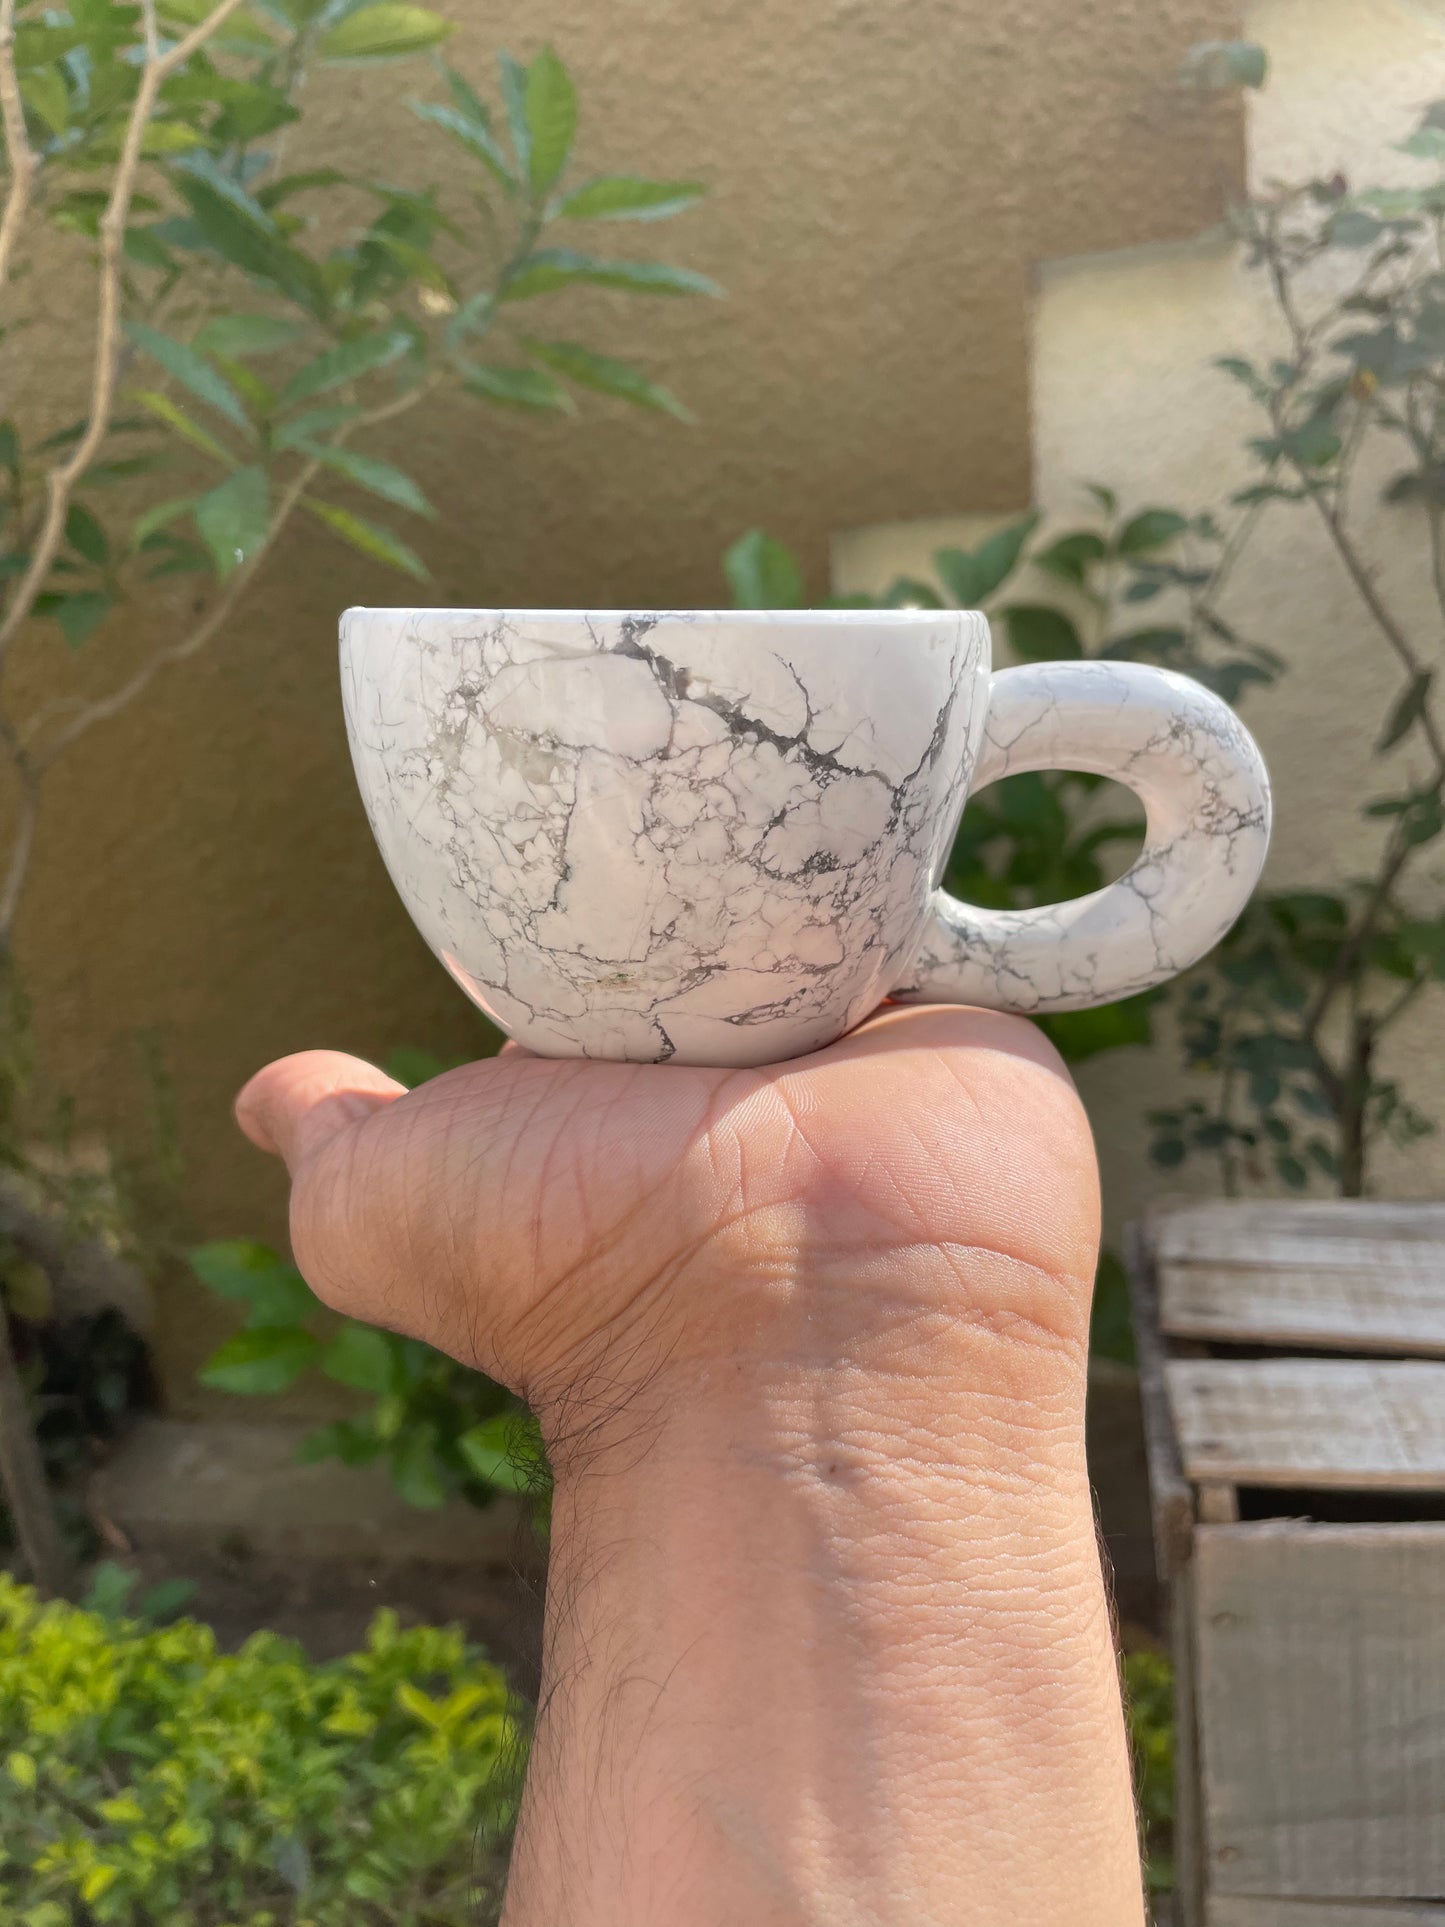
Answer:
[892,657,1272,1014]
[341,609,989,1066]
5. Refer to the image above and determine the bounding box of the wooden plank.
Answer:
[1209,1902,1445,1925]
[1196,1523,1445,1899]
[1151,1200,1445,1260]
[1167,1358,1445,1490]
[1126,1222,1194,1579]
[1159,1255,1445,1357]
[1149,1197,1445,1355]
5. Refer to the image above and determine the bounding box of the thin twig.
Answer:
[0,0,250,675]
[36,378,437,766]
[0,0,37,295]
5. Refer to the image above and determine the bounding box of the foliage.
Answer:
[1123,1645,1175,1893]
[191,1233,550,1525]
[0,0,709,1577]
[0,1,714,947]
[1144,79,1445,1197]
[0,1573,525,1924]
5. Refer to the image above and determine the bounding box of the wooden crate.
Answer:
[1127,1201,1445,1927]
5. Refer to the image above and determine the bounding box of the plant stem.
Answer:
[0,0,250,679]
[0,0,38,296]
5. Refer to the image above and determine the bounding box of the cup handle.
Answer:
[891,659,1271,1013]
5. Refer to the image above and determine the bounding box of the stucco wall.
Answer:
[13,0,1245,1405]
[837,0,1445,1239]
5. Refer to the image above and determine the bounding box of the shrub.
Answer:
[0,1574,527,1926]
[1123,1645,1175,1893]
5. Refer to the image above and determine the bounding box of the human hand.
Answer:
[237,1004,1100,1441]
[238,1005,1141,1926]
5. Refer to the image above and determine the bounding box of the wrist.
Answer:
[508,1251,1139,1927]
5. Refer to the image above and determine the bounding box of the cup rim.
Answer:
[340,605,987,626]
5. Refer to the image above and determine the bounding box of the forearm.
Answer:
[502,1265,1144,1927]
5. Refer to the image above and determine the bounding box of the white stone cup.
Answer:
[341,607,1271,1067]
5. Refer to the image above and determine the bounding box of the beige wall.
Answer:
[12,0,1245,1406]
[838,0,1445,1239]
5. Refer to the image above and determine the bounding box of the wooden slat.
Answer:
[1167,1358,1445,1490]
[1159,1255,1445,1356]
[1126,1222,1195,1579]
[1209,1902,1445,1925]
[1152,1200,1445,1260]
[1197,1523,1445,1899]
[1150,1198,1445,1355]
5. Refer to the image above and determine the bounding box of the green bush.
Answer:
[0,1575,528,1926]
[1123,1646,1175,1892]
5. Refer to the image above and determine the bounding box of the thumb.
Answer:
[236,1050,405,1172]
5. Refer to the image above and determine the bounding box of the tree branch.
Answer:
[0,0,38,296]
[0,0,250,676]
[34,376,437,768]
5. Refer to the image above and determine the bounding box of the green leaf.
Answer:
[524,46,576,194]
[724,529,804,609]
[194,314,307,358]
[318,3,453,59]
[383,1046,456,1087]
[1087,1249,1137,1367]
[1001,603,1083,662]
[389,1428,447,1508]
[21,67,69,137]
[461,363,574,411]
[497,50,531,176]
[321,1322,398,1395]
[293,442,433,516]
[522,338,690,419]
[458,1416,533,1494]
[11,23,86,69]
[500,249,723,302]
[200,1326,321,1395]
[1034,530,1107,585]
[138,1577,197,1624]
[131,390,236,468]
[281,330,410,406]
[129,496,197,550]
[40,591,111,648]
[171,157,328,316]
[1182,38,1268,89]
[256,166,352,209]
[933,512,1039,606]
[141,119,210,155]
[189,1240,316,1327]
[1399,125,1445,162]
[272,404,365,449]
[409,101,514,190]
[1376,670,1433,753]
[558,175,705,222]
[305,498,429,578]
[881,576,943,609]
[65,502,110,567]
[194,465,270,578]
[1116,508,1189,555]
[1275,416,1342,469]
[1041,994,1153,1063]
[125,322,250,430]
